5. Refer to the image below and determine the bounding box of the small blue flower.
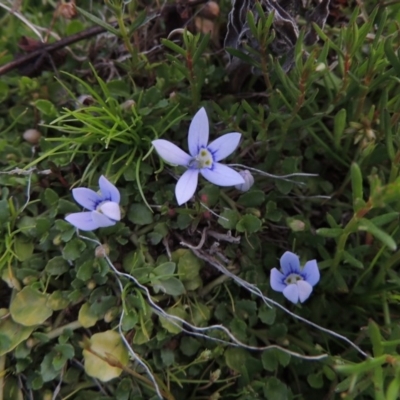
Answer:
[152,107,245,205]
[65,175,121,231]
[270,251,320,304]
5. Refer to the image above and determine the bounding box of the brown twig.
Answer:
[0,23,117,76]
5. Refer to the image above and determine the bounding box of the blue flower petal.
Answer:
[280,251,301,275]
[302,260,320,286]
[65,212,99,231]
[207,132,241,162]
[99,176,120,203]
[283,283,299,304]
[270,268,286,292]
[91,211,116,228]
[188,107,209,157]
[98,201,121,221]
[297,280,313,303]
[152,139,191,166]
[200,163,245,186]
[72,188,101,210]
[175,169,199,205]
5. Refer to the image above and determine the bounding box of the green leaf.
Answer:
[224,347,249,374]
[83,330,129,382]
[0,81,9,103]
[370,212,399,227]
[176,249,202,281]
[193,33,210,64]
[52,344,74,370]
[258,306,276,325]
[152,277,185,296]
[0,317,33,356]
[218,209,240,229]
[79,303,98,328]
[384,37,400,76]
[265,200,283,222]
[351,162,363,211]
[47,291,70,311]
[128,203,153,225]
[0,199,10,224]
[343,251,364,269]
[161,38,187,56]
[358,218,397,251]
[76,260,95,281]
[153,262,176,277]
[316,227,343,238]
[10,287,53,326]
[368,320,383,357]
[76,7,120,36]
[62,239,86,261]
[159,306,187,334]
[190,302,211,327]
[40,353,60,382]
[45,256,69,276]
[263,377,289,400]
[115,378,132,400]
[333,108,346,148]
[34,99,56,116]
[14,236,34,261]
[43,188,59,207]
[160,348,175,367]
[307,372,324,389]
[261,349,278,372]
[236,214,262,234]
[226,48,261,68]
[180,337,200,357]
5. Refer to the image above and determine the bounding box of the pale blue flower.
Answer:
[270,251,320,304]
[152,107,245,205]
[65,176,121,231]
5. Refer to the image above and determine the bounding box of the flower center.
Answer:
[188,148,213,169]
[285,273,303,285]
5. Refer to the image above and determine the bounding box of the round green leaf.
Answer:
[0,316,34,356]
[128,203,153,225]
[236,214,262,234]
[10,287,53,326]
[83,330,129,382]
[78,303,98,328]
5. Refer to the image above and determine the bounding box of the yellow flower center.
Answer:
[189,148,213,169]
[285,273,303,285]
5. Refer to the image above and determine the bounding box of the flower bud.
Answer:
[87,280,96,290]
[198,349,212,361]
[120,99,136,111]
[57,1,77,19]
[76,95,94,108]
[23,129,41,144]
[199,1,220,19]
[104,306,119,323]
[22,276,38,285]
[287,219,305,232]
[53,235,62,246]
[210,369,221,382]
[95,244,110,258]
[234,170,254,192]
